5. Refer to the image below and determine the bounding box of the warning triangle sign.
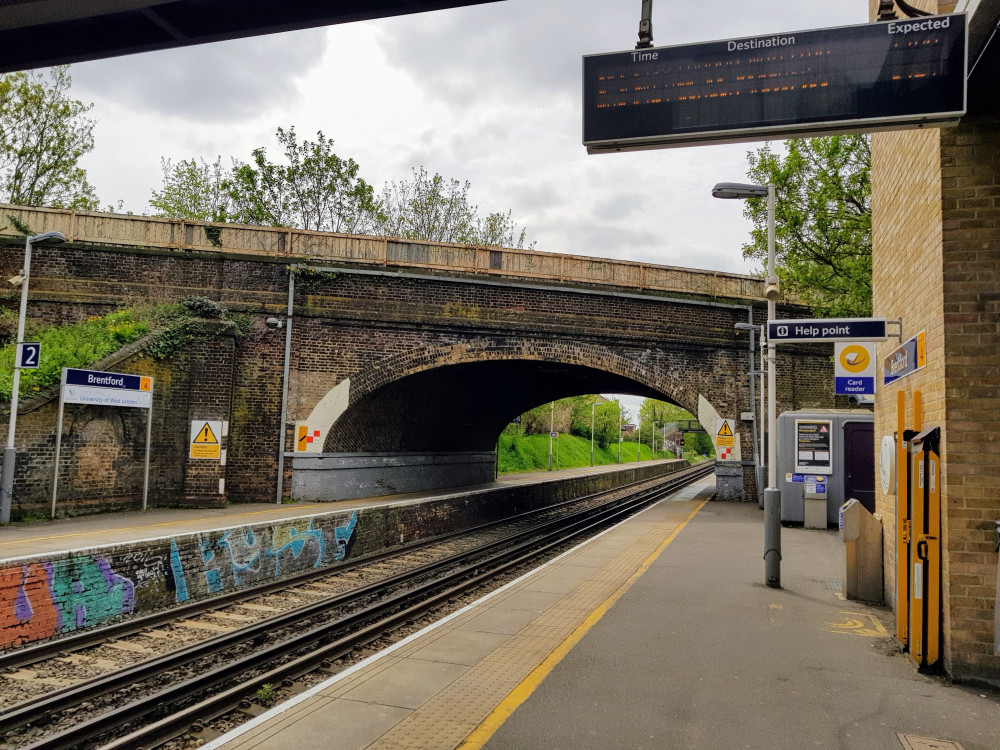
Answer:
[193,423,219,444]
[717,421,733,437]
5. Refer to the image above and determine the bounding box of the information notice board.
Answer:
[794,419,833,474]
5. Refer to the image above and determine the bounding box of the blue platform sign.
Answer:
[16,342,40,369]
[768,318,888,344]
[62,368,153,408]
[883,331,926,386]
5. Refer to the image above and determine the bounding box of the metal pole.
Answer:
[636,420,641,462]
[758,322,766,507]
[51,373,66,519]
[275,266,296,504]
[618,405,622,463]
[764,183,781,588]
[142,387,153,511]
[548,402,554,471]
[1,236,34,524]
[590,402,596,467]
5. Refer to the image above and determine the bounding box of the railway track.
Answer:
[0,462,714,750]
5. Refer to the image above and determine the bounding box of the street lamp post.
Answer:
[2,231,67,524]
[548,401,554,471]
[713,182,781,588]
[590,402,599,467]
[617,405,622,463]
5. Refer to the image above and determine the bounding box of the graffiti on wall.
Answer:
[169,512,357,602]
[1,510,360,650]
[0,557,136,649]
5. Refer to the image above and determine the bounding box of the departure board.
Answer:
[583,14,967,152]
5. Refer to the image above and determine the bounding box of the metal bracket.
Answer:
[636,0,653,49]
[888,318,903,341]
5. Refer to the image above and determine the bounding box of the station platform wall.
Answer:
[0,460,690,653]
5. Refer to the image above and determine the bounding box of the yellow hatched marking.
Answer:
[827,611,889,638]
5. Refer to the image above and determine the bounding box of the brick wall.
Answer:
[938,115,1000,682]
[870,0,999,684]
[0,323,241,517]
[1,240,837,511]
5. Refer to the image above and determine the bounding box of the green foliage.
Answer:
[254,683,278,707]
[180,295,227,318]
[743,135,872,317]
[149,156,230,222]
[0,299,249,401]
[497,431,675,474]
[0,66,99,210]
[0,310,148,401]
[376,166,533,249]
[6,214,32,235]
[150,137,533,249]
[0,308,17,346]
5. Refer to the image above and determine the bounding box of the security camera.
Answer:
[7,275,23,287]
[265,317,283,330]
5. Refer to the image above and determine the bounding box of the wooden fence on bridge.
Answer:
[0,204,770,301]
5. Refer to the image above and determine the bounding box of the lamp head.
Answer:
[27,231,66,245]
[711,182,768,199]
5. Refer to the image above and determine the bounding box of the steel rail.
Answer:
[0,466,698,733]
[0,465,683,672]
[15,463,713,750]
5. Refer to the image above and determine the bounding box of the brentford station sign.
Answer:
[583,14,967,152]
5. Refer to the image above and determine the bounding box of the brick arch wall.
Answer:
[316,335,735,454]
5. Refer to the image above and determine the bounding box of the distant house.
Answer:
[621,423,636,435]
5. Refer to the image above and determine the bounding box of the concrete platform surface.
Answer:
[204,480,1000,750]
[0,460,680,561]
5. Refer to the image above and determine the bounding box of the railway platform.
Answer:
[0,460,679,561]
[203,478,1000,750]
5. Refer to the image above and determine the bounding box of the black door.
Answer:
[844,421,875,513]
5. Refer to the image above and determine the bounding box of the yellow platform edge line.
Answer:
[458,498,708,750]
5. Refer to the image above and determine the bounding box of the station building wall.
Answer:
[870,0,999,686]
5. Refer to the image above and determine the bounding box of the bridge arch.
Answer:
[293,337,733,454]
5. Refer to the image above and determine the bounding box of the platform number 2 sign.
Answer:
[16,343,41,369]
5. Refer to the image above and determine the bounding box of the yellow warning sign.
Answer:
[193,423,218,444]
[190,420,222,460]
[716,419,734,448]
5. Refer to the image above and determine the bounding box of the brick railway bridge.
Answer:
[0,205,838,516]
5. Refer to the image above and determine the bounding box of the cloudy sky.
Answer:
[68,0,867,280]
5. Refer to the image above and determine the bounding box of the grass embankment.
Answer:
[497,432,682,475]
[0,299,247,402]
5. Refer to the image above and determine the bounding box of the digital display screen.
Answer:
[583,14,967,152]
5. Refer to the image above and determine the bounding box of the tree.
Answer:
[149,134,532,248]
[0,66,98,210]
[149,157,230,222]
[743,135,871,317]
[376,166,533,248]
[150,128,380,233]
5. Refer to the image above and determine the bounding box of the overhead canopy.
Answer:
[0,0,504,73]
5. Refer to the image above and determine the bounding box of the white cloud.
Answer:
[73,0,868,268]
